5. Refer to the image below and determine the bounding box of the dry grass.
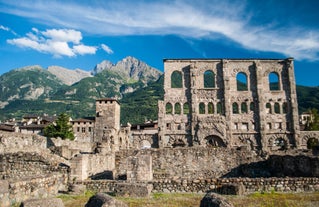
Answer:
[57,191,319,207]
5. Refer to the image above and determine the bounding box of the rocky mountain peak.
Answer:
[92,56,162,83]
[47,66,92,86]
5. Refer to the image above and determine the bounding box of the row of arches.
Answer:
[166,102,190,114]
[170,70,281,91]
[232,102,255,114]
[165,102,224,115]
[266,102,288,114]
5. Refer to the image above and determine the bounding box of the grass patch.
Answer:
[57,191,319,207]
[57,191,95,207]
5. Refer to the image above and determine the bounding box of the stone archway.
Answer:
[140,139,151,149]
[204,135,226,147]
[307,137,319,150]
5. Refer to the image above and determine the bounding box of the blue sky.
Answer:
[0,0,319,86]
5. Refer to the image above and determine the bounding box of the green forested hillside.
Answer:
[0,67,318,124]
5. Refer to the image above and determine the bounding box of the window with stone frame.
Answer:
[274,102,280,114]
[171,71,183,88]
[236,72,248,91]
[183,102,190,114]
[269,72,280,91]
[199,102,205,114]
[232,102,239,114]
[217,102,222,114]
[208,102,214,114]
[166,102,173,114]
[204,70,216,88]
[175,103,181,114]
[241,102,248,113]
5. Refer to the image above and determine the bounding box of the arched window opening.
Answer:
[171,71,183,88]
[266,103,272,114]
[269,72,280,91]
[205,135,226,147]
[241,102,248,113]
[307,138,319,150]
[199,102,205,114]
[208,102,214,114]
[175,103,181,114]
[250,102,255,112]
[273,137,287,151]
[217,102,222,114]
[166,103,173,114]
[274,102,280,114]
[183,103,190,114]
[232,103,239,114]
[282,102,288,114]
[204,70,215,88]
[236,72,248,91]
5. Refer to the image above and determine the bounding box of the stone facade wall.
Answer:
[158,58,300,151]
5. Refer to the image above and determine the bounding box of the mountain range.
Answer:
[0,56,318,124]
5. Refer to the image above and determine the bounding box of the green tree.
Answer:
[305,108,319,131]
[44,113,74,140]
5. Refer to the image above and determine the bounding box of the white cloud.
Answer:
[7,28,97,57]
[101,44,113,54]
[0,25,9,31]
[2,0,319,60]
[0,25,17,35]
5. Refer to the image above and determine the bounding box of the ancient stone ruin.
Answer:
[0,58,319,206]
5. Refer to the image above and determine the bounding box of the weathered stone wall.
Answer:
[115,147,319,181]
[78,177,319,195]
[0,174,67,207]
[152,177,319,193]
[116,147,262,180]
[0,152,69,180]
[0,131,46,153]
[70,153,115,181]
[50,137,96,154]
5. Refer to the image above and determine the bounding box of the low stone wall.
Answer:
[0,174,68,207]
[152,177,319,193]
[78,177,319,195]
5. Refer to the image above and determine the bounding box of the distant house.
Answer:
[19,114,56,135]
[71,117,95,142]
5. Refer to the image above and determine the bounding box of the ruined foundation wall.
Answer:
[116,147,319,181]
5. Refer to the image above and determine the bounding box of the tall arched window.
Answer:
[199,102,205,114]
[269,72,280,90]
[166,103,173,114]
[266,103,272,114]
[208,102,214,114]
[171,71,182,88]
[204,70,215,88]
[241,102,248,113]
[274,102,280,114]
[236,72,248,91]
[183,103,189,114]
[282,102,288,114]
[232,102,239,114]
[217,102,222,114]
[175,103,181,114]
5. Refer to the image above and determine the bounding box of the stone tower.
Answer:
[158,58,300,151]
[94,98,120,143]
